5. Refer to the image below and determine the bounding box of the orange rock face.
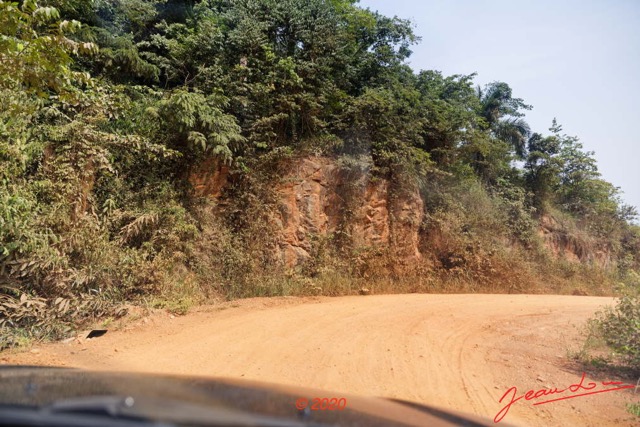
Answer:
[190,156,425,267]
[190,156,610,270]
[190,157,230,199]
[538,215,611,268]
[272,157,423,266]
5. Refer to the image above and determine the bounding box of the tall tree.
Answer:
[477,81,532,158]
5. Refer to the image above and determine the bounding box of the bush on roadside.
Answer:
[593,271,640,372]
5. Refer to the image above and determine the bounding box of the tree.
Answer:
[154,88,245,162]
[477,82,532,158]
[524,127,562,211]
[415,71,480,160]
[0,0,95,95]
[0,0,97,262]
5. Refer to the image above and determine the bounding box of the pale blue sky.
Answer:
[360,0,640,213]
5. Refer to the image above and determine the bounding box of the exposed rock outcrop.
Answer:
[190,157,230,199]
[272,157,423,266]
[190,155,611,270]
[538,215,612,268]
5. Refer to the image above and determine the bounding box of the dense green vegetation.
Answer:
[1,0,638,366]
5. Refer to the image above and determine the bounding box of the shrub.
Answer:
[594,272,640,371]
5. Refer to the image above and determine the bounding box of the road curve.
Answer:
[3,294,637,426]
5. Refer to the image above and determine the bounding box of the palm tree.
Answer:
[477,82,532,159]
[495,117,531,158]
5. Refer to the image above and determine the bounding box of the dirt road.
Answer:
[3,294,638,426]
